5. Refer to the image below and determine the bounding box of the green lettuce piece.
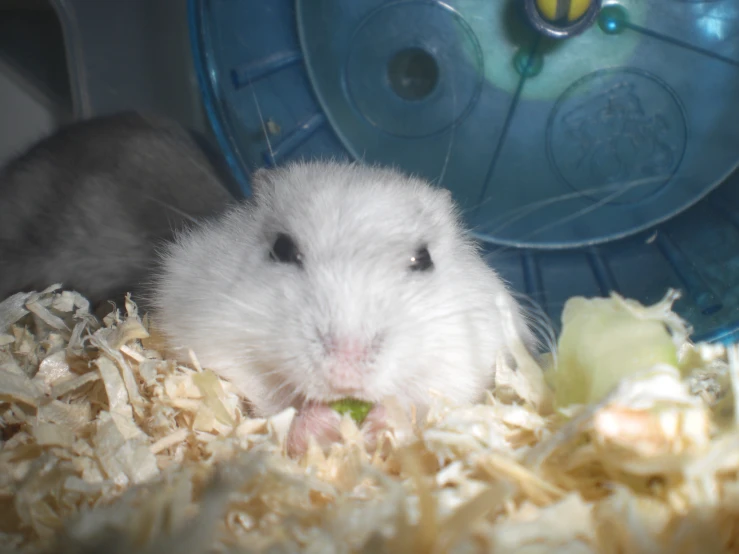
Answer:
[329,398,373,425]
[553,294,679,408]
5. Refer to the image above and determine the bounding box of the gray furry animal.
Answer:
[0,112,235,313]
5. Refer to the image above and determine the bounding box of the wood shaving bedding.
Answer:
[0,285,737,554]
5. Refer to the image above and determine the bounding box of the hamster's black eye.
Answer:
[410,246,433,272]
[270,233,303,267]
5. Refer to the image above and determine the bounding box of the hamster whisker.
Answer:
[397,305,503,328]
[466,173,665,238]
[508,291,557,350]
[522,312,558,359]
[264,379,295,399]
[229,351,305,372]
[433,82,457,187]
[265,381,303,408]
[511,291,555,326]
[214,292,271,316]
[246,74,275,164]
[138,193,199,225]
[524,311,557,351]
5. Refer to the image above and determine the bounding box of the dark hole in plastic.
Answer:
[386,47,439,101]
[702,303,723,316]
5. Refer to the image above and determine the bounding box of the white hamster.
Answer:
[151,161,534,455]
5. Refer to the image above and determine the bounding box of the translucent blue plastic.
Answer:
[189,0,739,343]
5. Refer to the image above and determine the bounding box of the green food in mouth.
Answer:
[329,398,373,425]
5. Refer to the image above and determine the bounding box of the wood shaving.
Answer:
[0,288,737,553]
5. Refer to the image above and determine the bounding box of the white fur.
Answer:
[152,161,531,417]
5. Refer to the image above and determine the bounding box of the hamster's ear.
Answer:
[433,186,453,206]
[431,186,459,218]
[438,187,453,202]
[249,167,273,199]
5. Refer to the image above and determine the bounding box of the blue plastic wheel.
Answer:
[189,0,739,343]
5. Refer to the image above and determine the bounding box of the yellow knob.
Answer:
[536,0,591,22]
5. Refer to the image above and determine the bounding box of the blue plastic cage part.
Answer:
[188,0,739,344]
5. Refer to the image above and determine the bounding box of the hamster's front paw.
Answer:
[286,403,342,457]
[359,404,388,452]
[285,403,388,457]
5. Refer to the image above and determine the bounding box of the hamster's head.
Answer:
[153,161,530,423]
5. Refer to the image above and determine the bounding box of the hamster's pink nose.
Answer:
[321,334,383,393]
[324,336,372,363]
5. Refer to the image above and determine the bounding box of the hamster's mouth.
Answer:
[286,401,387,457]
[293,396,375,425]
[327,397,374,425]
[293,389,377,410]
